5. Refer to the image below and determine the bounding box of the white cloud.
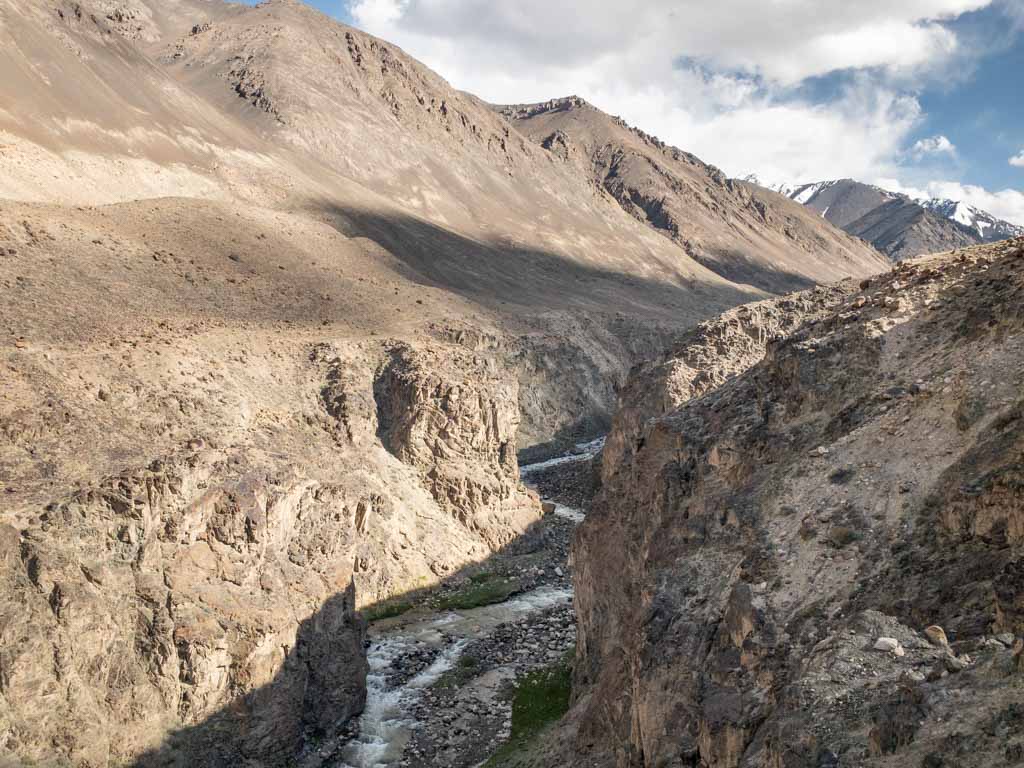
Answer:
[876,178,1024,225]
[351,0,992,86]
[912,135,957,158]
[1010,150,1024,167]
[347,0,1022,224]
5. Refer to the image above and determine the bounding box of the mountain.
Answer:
[739,173,797,197]
[0,2,888,766]
[565,237,1024,768]
[501,98,882,293]
[746,177,1024,260]
[922,197,1024,242]
[784,179,977,260]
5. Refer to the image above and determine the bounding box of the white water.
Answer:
[336,586,573,768]
[337,436,595,767]
[519,436,606,476]
[553,504,585,523]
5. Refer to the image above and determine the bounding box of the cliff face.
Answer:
[373,343,540,548]
[572,239,1024,768]
[2,459,368,766]
[600,285,856,485]
[0,329,555,766]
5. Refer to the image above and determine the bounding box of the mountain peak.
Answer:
[743,175,1023,258]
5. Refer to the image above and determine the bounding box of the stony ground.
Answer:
[329,454,599,768]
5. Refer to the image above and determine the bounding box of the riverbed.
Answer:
[326,441,599,768]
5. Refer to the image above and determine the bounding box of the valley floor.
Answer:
[315,448,599,768]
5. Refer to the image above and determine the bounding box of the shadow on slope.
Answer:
[126,583,366,768]
[311,203,761,321]
[125,511,573,768]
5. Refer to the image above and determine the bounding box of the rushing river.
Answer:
[336,586,574,768]
[337,438,599,768]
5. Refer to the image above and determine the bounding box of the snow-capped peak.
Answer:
[739,174,798,197]
[920,197,1024,242]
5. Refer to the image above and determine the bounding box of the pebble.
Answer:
[874,637,905,656]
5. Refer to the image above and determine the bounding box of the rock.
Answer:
[924,625,949,648]
[570,245,1024,768]
[995,632,1016,647]
[874,637,905,656]
[542,501,557,515]
[944,654,969,673]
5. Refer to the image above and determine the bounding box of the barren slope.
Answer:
[499,97,886,292]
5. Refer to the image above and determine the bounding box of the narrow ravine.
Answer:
[322,439,603,768]
[337,586,574,768]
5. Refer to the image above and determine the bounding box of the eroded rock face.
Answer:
[373,343,540,548]
[571,240,1024,768]
[1,454,368,766]
[601,284,855,484]
[0,337,545,767]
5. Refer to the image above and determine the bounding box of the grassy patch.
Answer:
[436,653,481,690]
[483,648,574,767]
[434,573,520,611]
[362,599,415,623]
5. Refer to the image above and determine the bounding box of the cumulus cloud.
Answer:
[1010,150,1024,168]
[350,0,990,86]
[346,0,1021,221]
[912,135,957,158]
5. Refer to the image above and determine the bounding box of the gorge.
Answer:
[1,2,1022,768]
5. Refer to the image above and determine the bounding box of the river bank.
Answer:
[317,443,601,768]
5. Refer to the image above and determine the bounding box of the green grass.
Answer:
[483,649,574,767]
[362,599,415,623]
[434,573,521,611]
[436,653,482,689]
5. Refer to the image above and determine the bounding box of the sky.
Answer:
[252,0,1024,224]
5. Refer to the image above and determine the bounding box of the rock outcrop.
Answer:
[571,239,1024,767]
[601,285,855,483]
[373,343,540,548]
[1,454,368,766]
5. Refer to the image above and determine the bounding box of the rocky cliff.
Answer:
[571,239,1024,767]
[0,327,555,766]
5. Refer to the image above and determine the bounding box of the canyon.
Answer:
[2,2,1020,768]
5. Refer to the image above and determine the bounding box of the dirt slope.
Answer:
[499,97,885,292]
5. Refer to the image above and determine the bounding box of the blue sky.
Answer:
[245,0,1024,222]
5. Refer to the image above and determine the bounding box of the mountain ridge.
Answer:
[742,175,1024,259]
[499,97,884,293]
